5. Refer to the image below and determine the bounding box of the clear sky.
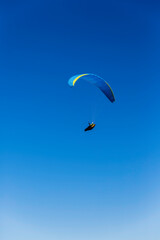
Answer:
[0,1,160,240]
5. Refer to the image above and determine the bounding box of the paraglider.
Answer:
[68,73,115,102]
[68,73,115,131]
[84,122,96,132]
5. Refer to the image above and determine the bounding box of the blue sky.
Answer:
[0,1,160,240]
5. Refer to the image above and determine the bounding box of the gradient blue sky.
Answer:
[1,1,160,240]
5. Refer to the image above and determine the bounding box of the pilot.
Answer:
[84,122,96,131]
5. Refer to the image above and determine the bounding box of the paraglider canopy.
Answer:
[68,73,115,103]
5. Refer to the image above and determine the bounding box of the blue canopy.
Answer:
[68,73,115,103]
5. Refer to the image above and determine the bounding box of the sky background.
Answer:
[0,0,160,239]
